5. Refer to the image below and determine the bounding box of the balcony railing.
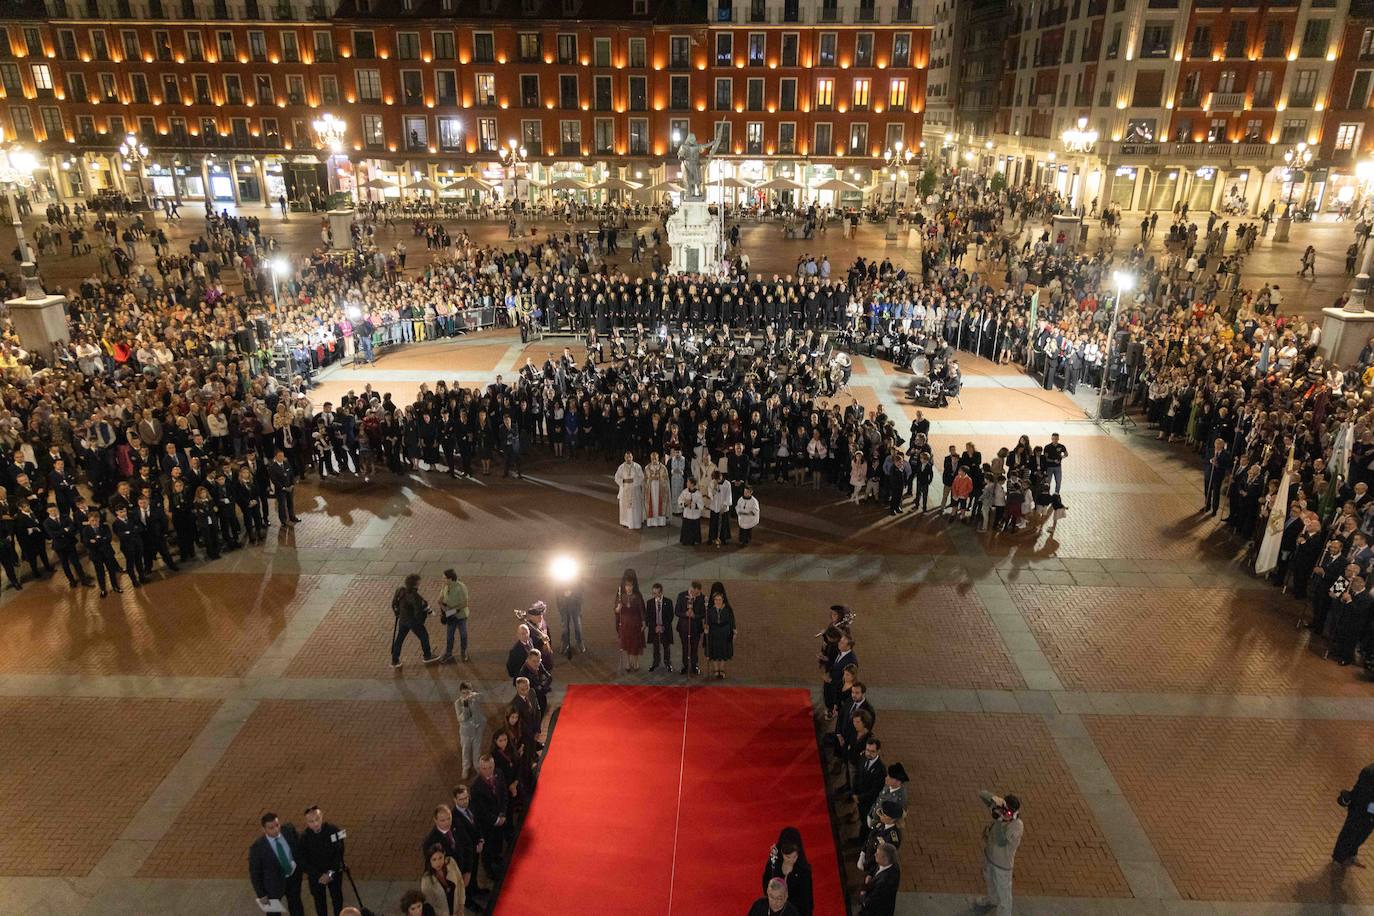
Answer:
[1099,140,1276,161]
[1212,91,1246,109]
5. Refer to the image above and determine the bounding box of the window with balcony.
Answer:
[1189,24,1210,59]
[747,32,765,66]
[717,0,734,21]
[224,73,244,105]
[321,75,339,105]
[814,121,832,154]
[558,34,577,65]
[745,121,763,154]
[30,63,53,97]
[91,30,109,61]
[474,32,496,63]
[716,33,733,66]
[746,77,763,109]
[559,119,581,155]
[594,75,612,110]
[1290,69,1316,107]
[816,77,833,110]
[1179,70,1201,106]
[132,74,151,104]
[1224,20,1246,58]
[314,31,334,62]
[820,0,838,22]
[40,106,63,141]
[629,37,646,68]
[57,30,77,60]
[750,0,765,21]
[66,72,86,101]
[819,33,836,66]
[1351,71,1373,110]
[430,32,454,61]
[169,118,187,144]
[1300,20,1328,58]
[199,117,217,144]
[1362,28,1374,60]
[282,32,300,63]
[9,107,32,142]
[1336,123,1361,151]
[1253,70,1273,106]
[593,37,611,67]
[780,77,796,110]
[261,117,279,147]
[852,77,870,110]
[1280,117,1306,143]
[856,33,873,67]
[889,77,907,110]
[522,119,542,150]
[218,31,235,61]
[595,118,614,154]
[519,33,541,63]
[355,69,381,103]
[892,33,910,68]
[784,0,799,20]
[1105,24,1121,59]
[194,74,212,105]
[518,74,538,108]
[713,119,732,151]
[560,74,578,108]
[255,74,273,104]
[1217,70,1236,93]
[476,72,496,106]
[671,36,690,68]
[629,75,646,110]
[630,118,648,154]
[896,0,913,19]
[778,121,795,153]
[395,32,420,60]
[715,77,732,109]
[478,116,497,151]
[849,122,868,153]
[670,74,689,109]
[1139,24,1171,59]
[248,30,267,62]
[404,116,427,150]
[363,114,384,148]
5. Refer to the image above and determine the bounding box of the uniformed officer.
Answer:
[111,507,147,587]
[43,504,92,587]
[863,763,910,845]
[858,801,903,875]
[80,511,125,597]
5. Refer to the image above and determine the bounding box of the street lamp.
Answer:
[312,113,348,204]
[882,141,915,213]
[119,131,154,220]
[1060,116,1099,211]
[1345,159,1374,312]
[270,256,290,305]
[1097,269,1135,421]
[1273,141,1313,243]
[0,143,38,265]
[500,138,528,201]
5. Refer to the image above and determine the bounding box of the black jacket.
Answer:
[248,824,302,900]
[646,594,675,643]
[857,864,899,916]
[675,591,705,638]
[296,822,344,878]
[470,773,510,832]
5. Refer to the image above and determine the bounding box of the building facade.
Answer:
[0,0,931,209]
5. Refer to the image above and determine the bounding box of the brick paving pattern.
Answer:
[870,711,1128,898]
[0,574,322,677]
[0,697,216,876]
[1014,584,1364,695]
[138,699,464,881]
[1085,716,1374,903]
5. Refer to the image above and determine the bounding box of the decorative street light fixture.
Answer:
[312,113,349,204]
[0,143,38,265]
[501,139,529,233]
[880,141,915,240]
[1345,159,1374,313]
[1060,116,1099,211]
[119,131,154,220]
[1273,141,1313,242]
[1097,269,1135,422]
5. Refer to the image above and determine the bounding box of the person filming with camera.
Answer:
[976,790,1023,914]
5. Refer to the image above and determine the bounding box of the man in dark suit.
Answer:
[111,507,146,588]
[851,737,886,820]
[829,633,858,699]
[747,877,800,916]
[506,624,534,680]
[451,784,489,908]
[646,582,675,671]
[1335,762,1374,865]
[248,812,305,916]
[470,756,510,881]
[80,511,124,597]
[423,804,465,862]
[297,806,345,916]
[857,842,899,916]
[43,503,91,587]
[674,580,706,675]
[268,449,302,526]
[1202,437,1232,516]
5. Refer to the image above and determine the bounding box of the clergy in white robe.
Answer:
[615,453,646,529]
[644,453,670,527]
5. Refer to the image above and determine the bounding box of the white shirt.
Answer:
[736,495,760,529]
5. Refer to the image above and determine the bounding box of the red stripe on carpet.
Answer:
[493,685,844,916]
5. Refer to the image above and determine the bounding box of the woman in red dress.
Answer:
[614,568,646,673]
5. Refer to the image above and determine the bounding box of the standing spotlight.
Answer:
[550,554,579,583]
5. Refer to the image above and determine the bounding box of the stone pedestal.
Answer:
[327,208,356,251]
[1320,306,1374,368]
[666,200,723,276]
[1052,214,1083,252]
[1273,216,1291,243]
[6,284,69,360]
[884,215,899,241]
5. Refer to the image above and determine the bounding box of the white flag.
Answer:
[1255,443,1294,575]
[1330,422,1354,483]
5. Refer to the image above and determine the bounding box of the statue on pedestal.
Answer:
[677,132,721,200]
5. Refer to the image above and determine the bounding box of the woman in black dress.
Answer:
[704,581,737,680]
[762,826,814,916]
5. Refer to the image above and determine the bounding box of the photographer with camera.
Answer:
[391,573,440,669]
[298,805,346,916]
[976,790,1023,915]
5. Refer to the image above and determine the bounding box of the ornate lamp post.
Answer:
[500,139,528,235]
[1097,269,1135,420]
[0,143,38,265]
[881,141,914,239]
[1060,116,1099,212]
[1344,159,1374,313]
[119,131,154,221]
[1273,141,1312,243]
[312,113,348,202]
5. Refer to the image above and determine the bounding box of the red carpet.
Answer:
[494,685,844,916]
